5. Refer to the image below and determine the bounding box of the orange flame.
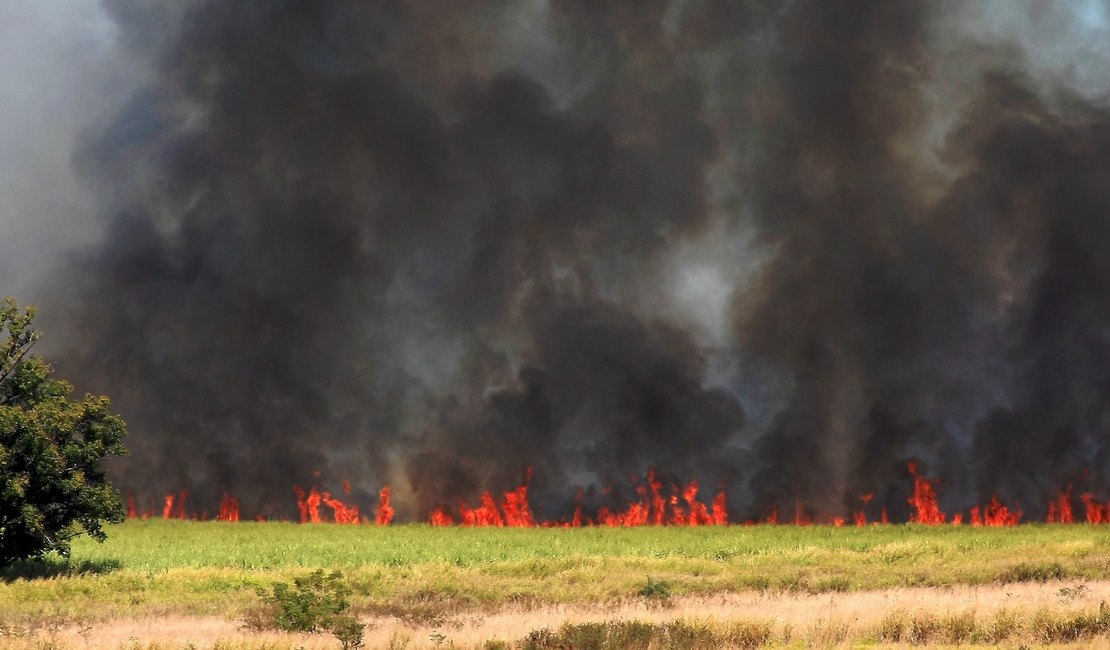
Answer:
[593,472,727,527]
[293,486,322,523]
[294,484,360,523]
[854,493,873,526]
[712,487,728,525]
[217,493,240,522]
[907,463,945,524]
[375,486,395,525]
[970,496,1021,526]
[175,490,188,520]
[1081,493,1105,524]
[321,491,360,523]
[429,507,453,526]
[461,491,504,526]
[793,499,812,526]
[1047,485,1074,523]
[126,465,1110,526]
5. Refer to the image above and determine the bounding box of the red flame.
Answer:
[571,490,584,528]
[592,472,727,527]
[217,493,240,522]
[294,485,360,523]
[1081,493,1105,524]
[907,463,945,524]
[854,493,873,526]
[461,491,504,526]
[126,465,1110,526]
[375,486,395,525]
[429,507,453,526]
[969,496,1021,526]
[176,490,188,520]
[321,491,360,524]
[1047,485,1074,523]
[161,491,189,520]
[293,486,322,523]
[793,499,812,526]
[712,487,728,525]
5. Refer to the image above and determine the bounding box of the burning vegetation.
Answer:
[125,464,1109,527]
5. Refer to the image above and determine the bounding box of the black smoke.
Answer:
[36,0,1110,520]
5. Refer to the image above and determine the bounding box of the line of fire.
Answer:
[125,464,1108,527]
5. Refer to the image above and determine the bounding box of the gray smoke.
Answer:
[10,0,1110,520]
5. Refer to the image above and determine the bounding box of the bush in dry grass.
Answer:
[724,620,774,649]
[246,569,365,649]
[637,576,671,599]
[1031,602,1110,644]
[979,608,1019,644]
[940,611,977,644]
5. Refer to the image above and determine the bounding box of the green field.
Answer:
[2,520,1109,625]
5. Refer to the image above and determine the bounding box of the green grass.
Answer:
[1,521,1109,623]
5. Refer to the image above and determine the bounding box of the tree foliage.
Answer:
[0,297,127,566]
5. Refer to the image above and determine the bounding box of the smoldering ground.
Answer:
[11,0,1110,520]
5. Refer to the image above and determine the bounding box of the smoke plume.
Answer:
[20,0,1110,519]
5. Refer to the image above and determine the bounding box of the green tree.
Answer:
[0,297,127,566]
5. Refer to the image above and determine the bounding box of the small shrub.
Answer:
[980,608,1019,643]
[777,574,803,591]
[1031,604,1110,643]
[939,610,977,643]
[329,614,365,650]
[481,640,508,650]
[262,569,350,632]
[638,576,671,599]
[736,575,771,591]
[558,621,608,649]
[809,576,850,593]
[876,609,908,642]
[997,561,1067,584]
[662,619,718,649]
[726,620,774,649]
[804,618,849,645]
[606,620,656,649]
[907,612,940,644]
[521,627,559,650]
[387,631,413,650]
[252,569,366,648]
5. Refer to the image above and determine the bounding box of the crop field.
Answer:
[1,522,1110,648]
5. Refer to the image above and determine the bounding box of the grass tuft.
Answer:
[636,576,671,599]
[997,561,1068,583]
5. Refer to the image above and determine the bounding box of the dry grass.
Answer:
[3,580,1110,648]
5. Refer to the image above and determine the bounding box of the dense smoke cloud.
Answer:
[12,0,1110,519]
